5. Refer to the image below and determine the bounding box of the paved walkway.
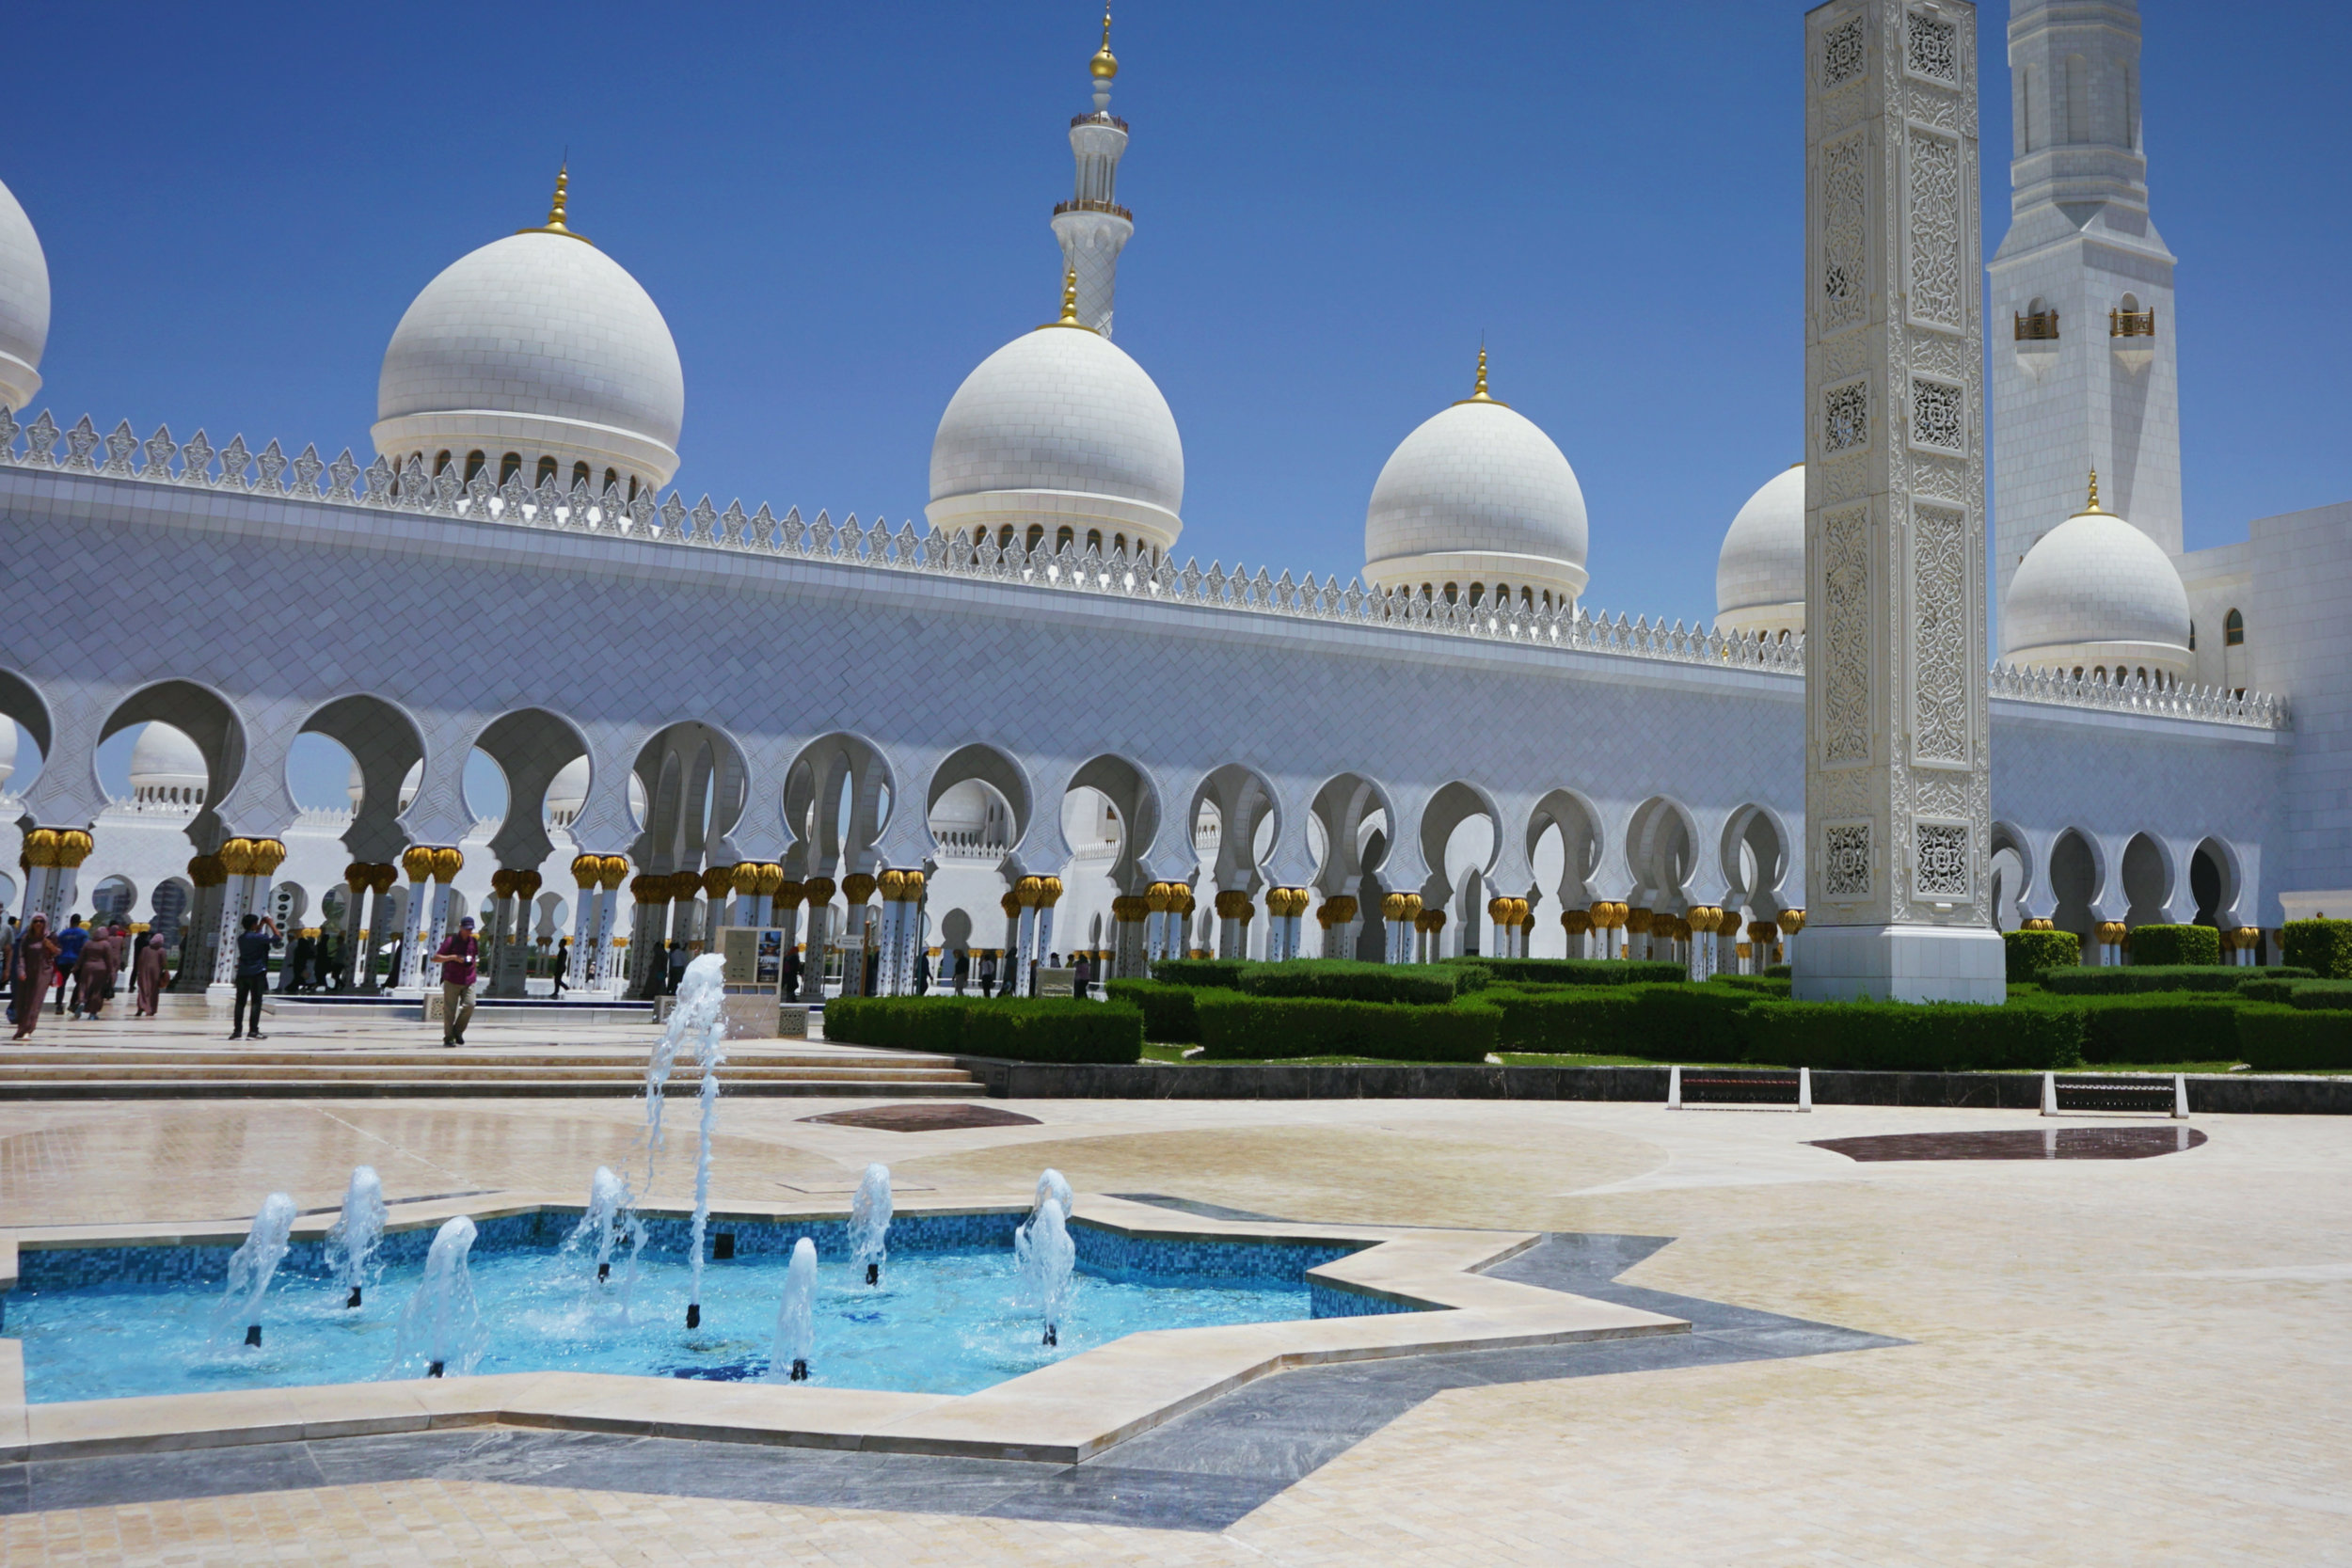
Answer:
[4,1094,2347,1563]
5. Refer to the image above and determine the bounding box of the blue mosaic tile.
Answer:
[1309,1281,1425,1319]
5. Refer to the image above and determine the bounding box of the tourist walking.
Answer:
[1073,952,1092,999]
[977,949,997,998]
[72,927,118,1020]
[437,916,480,1047]
[53,915,87,1015]
[230,912,277,1040]
[134,929,167,1017]
[10,914,58,1040]
[952,946,969,995]
[914,948,930,994]
[551,937,570,997]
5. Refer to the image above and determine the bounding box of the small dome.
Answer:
[1362,371,1589,607]
[129,723,207,803]
[546,755,590,824]
[0,174,51,414]
[374,186,684,493]
[1716,465,1806,637]
[2002,492,2192,681]
[927,318,1184,551]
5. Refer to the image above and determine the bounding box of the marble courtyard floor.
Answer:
[2,1063,2347,1563]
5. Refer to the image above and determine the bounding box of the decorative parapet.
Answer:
[0,406,2286,732]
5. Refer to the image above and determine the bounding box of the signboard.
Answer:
[719,927,760,987]
[1037,966,1076,999]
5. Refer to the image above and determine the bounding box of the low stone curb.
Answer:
[947,1058,2352,1115]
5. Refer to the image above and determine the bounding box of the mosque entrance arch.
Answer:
[1309,772,1392,960]
[2121,832,2172,931]
[926,744,1033,980]
[298,695,426,865]
[2190,837,2238,930]
[1528,789,1603,958]
[1190,764,1277,960]
[2049,829,2100,946]
[782,733,894,1001]
[1420,780,1501,958]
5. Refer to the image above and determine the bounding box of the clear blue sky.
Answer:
[15,1,2348,804]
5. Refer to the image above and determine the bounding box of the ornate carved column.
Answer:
[798,878,836,1002]
[1800,0,2003,1001]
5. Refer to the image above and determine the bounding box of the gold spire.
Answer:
[1090,4,1120,79]
[1039,264,1096,332]
[518,165,594,245]
[2083,468,2104,513]
[1454,344,1507,406]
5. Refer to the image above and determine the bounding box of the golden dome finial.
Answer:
[1091,4,1120,79]
[2086,468,2102,512]
[1454,341,1506,406]
[1039,264,1096,332]
[519,164,594,245]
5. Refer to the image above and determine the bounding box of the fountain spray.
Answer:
[850,1164,893,1286]
[1013,1167,1073,1278]
[326,1166,386,1308]
[391,1215,485,1378]
[212,1193,296,1348]
[642,954,730,1329]
[771,1237,818,1382]
[1026,1196,1075,1348]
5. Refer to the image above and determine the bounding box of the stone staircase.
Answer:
[0,1044,979,1100]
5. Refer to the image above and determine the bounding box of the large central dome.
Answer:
[2002,481,2192,684]
[927,283,1184,557]
[1362,356,1588,610]
[373,173,684,495]
[0,173,51,414]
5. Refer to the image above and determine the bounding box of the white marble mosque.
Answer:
[2,0,2344,1005]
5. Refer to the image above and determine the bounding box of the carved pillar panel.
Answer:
[1800,0,2003,1002]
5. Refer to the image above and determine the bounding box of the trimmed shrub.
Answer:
[2056,995,2247,1064]
[1714,975,1794,998]
[2237,1005,2352,1070]
[1743,999,2082,1072]
[1103,979,1204,1042]
[1193,992,1500,1062]
[2235,978,2299,1006]
[2128,924,2220,966]
[1145,958,1252,990]
[1764,963,1793,979]
[2042,965,2280,996]
[2288,980,2352,1012]
[1481,984,1756,1060]
[1453,958,1688,988]
[2282,919,2352,979]
[823,996,1142,1062]
[2005,927,2080,982]
[1239,959,1462,1005]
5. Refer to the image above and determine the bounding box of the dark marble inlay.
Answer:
[1811,1126,2207,1162]
[799,1102,1041,1132]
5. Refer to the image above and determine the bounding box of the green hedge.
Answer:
[1713,974,1794,998]
[2288,980,2352,1012]
[1764,963,1793,979]
[1102,979,1202,1042]
[1744,999,2082,1072]
[2128,924,2220,966]
[1480,983,1756,1059]
[2235,978,2298,1006]
[2051,994,2247,1064]
[2236,1006,2352,1070]
[822,996,1143,1062]
[2282,919,2352,979]
[1193,992,1500,1062]
[1452,958,1688,988]
[2004,927,2081,981]
[1145,958,1252,990]
[2039,965,2309,996]
[1238,958,1466,1005]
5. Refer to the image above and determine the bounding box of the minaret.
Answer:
[1051,6,1134,338]
[1989,0,2180,636]
[1799,0,2003,1003]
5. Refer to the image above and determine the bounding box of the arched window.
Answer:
[536,455,559,486]
[462,451,486,485]
[499,452,522,484]
[627,476,639,502]
[1113,532,1127,558]
[2189,620,2197,651]
[1521,586,1534,610]
[1422,583,1433,600]
[1025,524,1046,553]
[2072,666,2085,681]
[433,450,453,476]
[571,461,591,489]
[998,526,1016,548]
[1443,582,1459,604]
[603,467,618,494]
[1468,583,1485,607]
[1085,529,1102,554]
[2094,667,2107,683]
[2224,608,2245,646]
[1054,526,1075,552]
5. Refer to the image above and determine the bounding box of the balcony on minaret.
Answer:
[1072,111,1128,132]
[2013,308,2059,341]
[2012,300,2060,379]
[1055,197,1133,221]
[2109,295,2156,370]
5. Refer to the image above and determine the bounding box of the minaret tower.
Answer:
[1989,0,2179,635]
[1051,6,1134,338]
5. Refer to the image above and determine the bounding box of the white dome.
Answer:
[2002,498,2192,680]
[1716,465,1806,636]
[546,754,590,823]
[0,174,51,414]
[1362,378,1589,607]
[926,318,1184,551]
[129,723,207,801]
[373,196,684,491]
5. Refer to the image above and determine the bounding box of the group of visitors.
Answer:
[274,928,351,993]
[6,912,173,1039]
[943,948,1096,998]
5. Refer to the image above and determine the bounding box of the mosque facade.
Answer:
[0,0,2341,1005]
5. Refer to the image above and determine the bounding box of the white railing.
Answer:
[1987,663,2283,729]
[0,406,2286,730]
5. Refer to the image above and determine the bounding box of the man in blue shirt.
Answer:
[53,916,87,1016]
[230,912,278,1040]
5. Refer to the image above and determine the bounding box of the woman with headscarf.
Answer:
[73,926,119,1020]
[10,914,60,1040]
[134,928,167,1017]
